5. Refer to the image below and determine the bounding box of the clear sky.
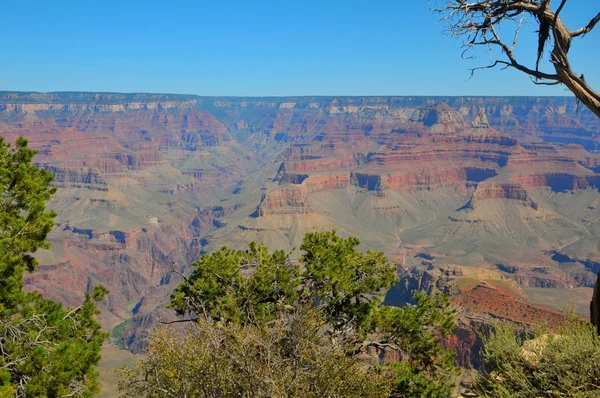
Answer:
[1,0,598,96]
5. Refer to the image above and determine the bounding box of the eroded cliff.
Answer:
[1,92,597,357]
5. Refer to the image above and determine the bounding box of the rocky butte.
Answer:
[1,92,599,361]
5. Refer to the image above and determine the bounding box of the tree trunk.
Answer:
[552,20,600,118]
[592,273,600,334]
[555,62,600,118]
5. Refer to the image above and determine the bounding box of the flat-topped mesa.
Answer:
[275,153,365,185]
[468,182,538,209]
[300,174,350,192]
[252,189,315,217]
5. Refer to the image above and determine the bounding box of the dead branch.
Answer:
[571,12,600,37]
[432,0,600,118]
[157,317,198,325]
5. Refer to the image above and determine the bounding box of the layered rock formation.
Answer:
[1,92,598,356]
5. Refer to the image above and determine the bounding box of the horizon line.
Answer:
[0,90,577,99]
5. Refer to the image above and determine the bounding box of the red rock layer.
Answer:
[470,182,537,209]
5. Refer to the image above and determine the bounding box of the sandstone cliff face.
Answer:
[350,168,485,191]
[41,165,108,186]
[512,173,600,192]
[469,182,537,209]
[254,189,314,216]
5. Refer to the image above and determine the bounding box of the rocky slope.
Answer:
[1,92,598,357]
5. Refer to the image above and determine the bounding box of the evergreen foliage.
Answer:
[0,137,56,311]
[123,231,459,397]
[119,306,394,397]
[474,317,600,397]
[375,293,457,397]
[0,137,107,397]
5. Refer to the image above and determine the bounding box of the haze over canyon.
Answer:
[2,92,599,359]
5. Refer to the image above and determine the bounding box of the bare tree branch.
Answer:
[530,77,561,86]
[157,317,198,325]
[571,12,600,37]
[432,0,600,118]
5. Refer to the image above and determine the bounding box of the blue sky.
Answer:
[1,0,598,96]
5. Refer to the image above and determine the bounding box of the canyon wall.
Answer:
[0,92,598,356]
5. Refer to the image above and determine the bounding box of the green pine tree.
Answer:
[0,137,108,397]
[126,230,459,397]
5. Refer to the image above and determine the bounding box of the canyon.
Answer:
[1,92,599,362]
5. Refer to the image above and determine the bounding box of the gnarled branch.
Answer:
[571,12,600,37]
[432,0,600,118]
